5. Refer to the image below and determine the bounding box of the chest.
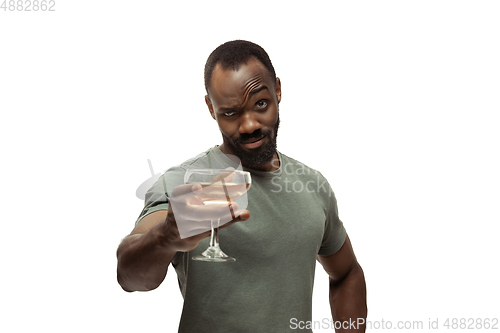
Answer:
[219,179,327,261]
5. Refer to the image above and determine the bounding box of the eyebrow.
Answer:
[219,85,269,111]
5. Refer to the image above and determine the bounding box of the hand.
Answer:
[162,181,250,252]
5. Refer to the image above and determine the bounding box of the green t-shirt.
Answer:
[136,146,347,332]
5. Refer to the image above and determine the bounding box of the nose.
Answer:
[238,112,261,134]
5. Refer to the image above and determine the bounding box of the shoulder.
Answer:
[153,146,217,194]
[277,151,335,202]
[167,146,222,172]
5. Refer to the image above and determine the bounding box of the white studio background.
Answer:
[1,1,499,332]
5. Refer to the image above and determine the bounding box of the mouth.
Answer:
[240,135,266,149]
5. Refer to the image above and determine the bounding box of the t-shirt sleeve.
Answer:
[318,188,347,256]
[135,174,171,225]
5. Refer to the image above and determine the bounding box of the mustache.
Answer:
[234,129,270,144]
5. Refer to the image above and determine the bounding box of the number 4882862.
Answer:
[1,0,56,11]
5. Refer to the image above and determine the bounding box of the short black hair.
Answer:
[204,40,276,95]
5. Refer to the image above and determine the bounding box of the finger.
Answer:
[170,184,204,206]
[217,209,251,230]
[178,209,250,239]
[188,202,240,221]
[177,226,212,241]
[234,209,250,220]
[171,183,202,197]
[198,181,247,202]
[182,224,212,237]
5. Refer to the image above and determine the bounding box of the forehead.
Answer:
[209,58,273,106]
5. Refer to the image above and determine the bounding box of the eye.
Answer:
[223,111,237,117]
[256,100,268,109]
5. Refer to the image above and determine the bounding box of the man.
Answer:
[117,40,367,332]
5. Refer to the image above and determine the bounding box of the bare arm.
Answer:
[317,235,367,332]
[116,210,180,292]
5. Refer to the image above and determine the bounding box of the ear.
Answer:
[205,95,216,120]
[275,77,282,104]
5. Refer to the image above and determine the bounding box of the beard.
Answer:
[221,114,280,169]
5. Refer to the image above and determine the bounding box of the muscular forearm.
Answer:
[329,262,367,332]
[116,223,177,292]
